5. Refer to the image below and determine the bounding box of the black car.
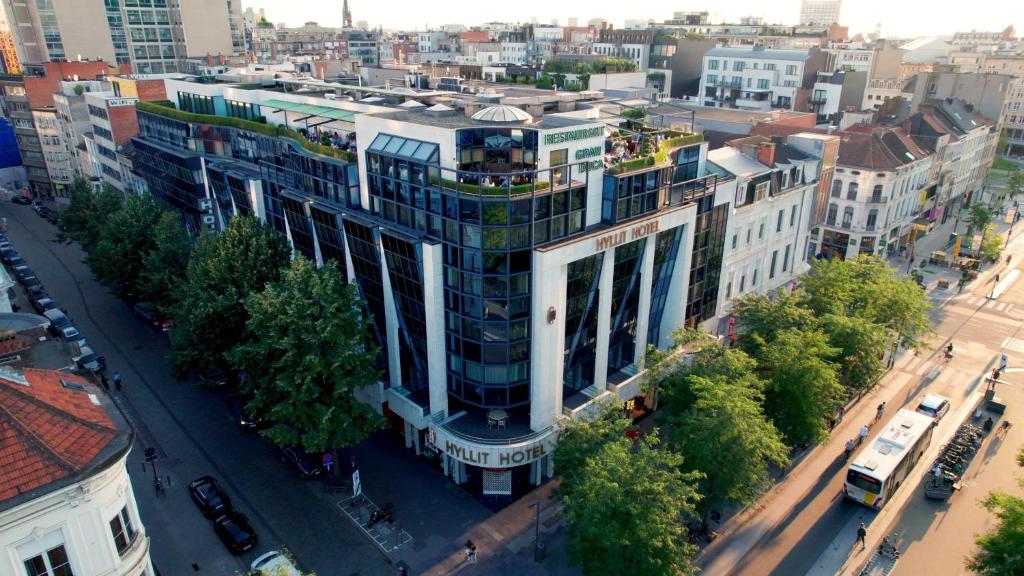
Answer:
[132,301,160,327]
[10,195,30,205]
[230,397,262,429]
[212,511,257,554]
[2,249,18,265]
[12,266,32,281]
[7,256,25,269]
[281,447,322,479]
[31,297,62,315]
[188,476,232,518]
[26,282,46,300]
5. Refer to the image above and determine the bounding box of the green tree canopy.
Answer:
[668,373,788,518]
[230,256,382,454]
[966,446,1024,575]
[557,420,702,576]
[139,211,194,317]
[86,193,164,297]
[820,313,888,391]
[57,180,123,251]
[1008,169,1023,198]
[755,328,843,445]
[168,215,290,379]
[981,223,1004,262]
[731,292,814,355]
[799,255,932,346]
[969,204,992,234]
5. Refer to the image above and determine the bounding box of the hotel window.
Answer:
[847,182,858,201]
[782,244,791,272]
[549,148,568,185]
[708,59,720,70]
[109,506,137,555]
[707,74,718,84]
[765,63,776,71]
[23,545,74,576]
[731,234,737,250]
[786,64,798,75]
[769,250,778,278]
[739,274,746,292]
[826,203,837,225]
[752,268,758,286]
[776,209,784,232]
[754,181,769,201]
[733,61,744,71]
[831,179,842,197]
[758,223,764,239]
[867,209,878,230]
[757,79,770,90]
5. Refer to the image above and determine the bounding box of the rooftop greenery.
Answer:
[136,100,357,163]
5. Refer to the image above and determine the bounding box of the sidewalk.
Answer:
[696,194,1018,575]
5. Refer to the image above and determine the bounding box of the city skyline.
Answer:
[248,0,1022,39]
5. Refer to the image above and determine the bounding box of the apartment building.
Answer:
[593,29,654,72]
[53,80,110,184]
[0,368,154,576]
[0,0,243,73]
[709,132,839,331]
[0,60,120,198]
[699,46,827,112]
[944,51,1024,159]
[799,0,842,26]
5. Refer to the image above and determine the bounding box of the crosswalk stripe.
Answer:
[996,302,1008,311]
[1004,337,1024,353]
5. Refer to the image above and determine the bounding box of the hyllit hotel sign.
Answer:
[433,426,556,467]
[595,220,660,251]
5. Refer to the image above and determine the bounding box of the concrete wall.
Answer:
[53,0,116,64]
[671,38,716,98]
[179,0,235,58]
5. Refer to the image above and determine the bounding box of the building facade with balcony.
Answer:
[708,132,838,331]
[698,46,827,112]
[811,128,933,259]
[0,368,154,576]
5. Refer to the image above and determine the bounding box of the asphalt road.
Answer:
[0,202,393,576]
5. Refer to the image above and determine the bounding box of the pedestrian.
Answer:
[858,424,869,444]
[464,539,474,562]
[828,416,837,431]
[1000,354,1009,371]
[469,544,477,564]
[322,451,334,474]
[856,522,867,548]
[996,273,1001,283]
[875,402,886,422]
[113,371,122,391]
[844,439,855,460]
[837,404,846,423]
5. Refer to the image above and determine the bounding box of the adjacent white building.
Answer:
[0,368,153,576]
[699,46,826,112]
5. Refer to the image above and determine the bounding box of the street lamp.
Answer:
[529,499,543,562]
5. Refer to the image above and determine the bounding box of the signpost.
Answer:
[352,469,362,498]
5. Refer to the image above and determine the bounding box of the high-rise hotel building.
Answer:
[133,79,834,495]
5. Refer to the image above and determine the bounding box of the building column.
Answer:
[306,202,324,267]
[593,247,615,391]
[372,227,402,391]
[404,421,414,449]
[421,241,448,417]
[632,233,658,368]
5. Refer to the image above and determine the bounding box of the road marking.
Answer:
[1003,337,1024,353]
[996,302,1009,311]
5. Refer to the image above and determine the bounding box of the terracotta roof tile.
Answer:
[0,369,117,501]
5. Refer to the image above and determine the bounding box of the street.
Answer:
[698,178,1024,576]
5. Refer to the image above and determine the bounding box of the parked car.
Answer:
[31,296,62,315]
[11,195,31,205]
[1,248,18,264]
[916,394,951,421]
[230,396,262,429]
[23,277,45,295]
[212,511,257,554]
[132,301,160,327]
[40,207,59,224]
[281,447,322,479]
[197,370,228,388]
[44,309,72,335]
[12,265,33,282]
[31,201,43,213]
[251,550,302,576]
[59,325,86,347]
[188,476,232,518]
[73,346,101,372]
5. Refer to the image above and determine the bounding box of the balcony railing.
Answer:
[866,195,887,204]
[809,94,828,104]
[712,79,742,88]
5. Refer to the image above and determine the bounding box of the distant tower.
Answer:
[342,0,352,28]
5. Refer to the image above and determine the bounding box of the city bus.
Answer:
[844,408,935,509]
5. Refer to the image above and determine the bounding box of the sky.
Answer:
[247,0,1021,40]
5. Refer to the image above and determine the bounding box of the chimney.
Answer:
[757,142,776,167]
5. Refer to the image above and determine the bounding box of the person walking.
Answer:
[113,371,123,391]
[856,523,867,549]
[875,402,886,422]
[837,404,846,423]
[858,424,870,444]
[464,540,475,563]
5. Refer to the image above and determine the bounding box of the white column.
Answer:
[659,222,693,346]
[421,241,448,417]
[593,247,614,391]
[633,233,658,368]
[373,228,402,390]
[530,250,568,430]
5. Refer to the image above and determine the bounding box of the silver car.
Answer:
[915,394,951,421]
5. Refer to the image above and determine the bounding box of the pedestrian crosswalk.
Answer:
[955,295,1019,314]
[1002,337,1024,353]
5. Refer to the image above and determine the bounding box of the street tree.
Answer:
[139,211,193,317]
[230,256,383,456]
[557,422,703,576]
[1007,169,1023,199]
[969,204,992,235]
[731,292,814,355]
[86,193,164,298]
[800,255,932,347]
[168,215,290,380]
[668,373,789,518]
[981,223,1004,262]
[553,409,634,494]
[755,328,843,445]
[821,314,889,392]
[57,181,123,252]
[966,446,1024,576]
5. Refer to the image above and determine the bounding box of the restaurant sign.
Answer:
[543,126,603,145]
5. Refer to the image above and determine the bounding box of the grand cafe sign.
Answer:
[432,426,557,468]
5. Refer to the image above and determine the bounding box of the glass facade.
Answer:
[646,227,684,347]
[607,239,646,376]
[343,218,389,381]
[364,129,590,410]
[685,200,729,327]
[381,233,429,400]
[563,254,603,398]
